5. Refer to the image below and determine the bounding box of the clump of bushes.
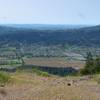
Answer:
[32,68,50,77]
[81,52,100,75]
[0,72,11,87]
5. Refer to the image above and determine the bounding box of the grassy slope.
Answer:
[0,72,100,100]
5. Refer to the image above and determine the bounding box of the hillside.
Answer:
[0,71,100,100]
[0,25,99,47]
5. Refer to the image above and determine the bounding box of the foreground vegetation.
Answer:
[0,71,99,100]
[32,68,50,77]
[0,72,11,86]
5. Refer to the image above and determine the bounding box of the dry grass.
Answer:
[0,72,100,100]
[25,57,85,69]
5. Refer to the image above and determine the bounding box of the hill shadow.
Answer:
[0,65,79,76]
[21,65,79,76]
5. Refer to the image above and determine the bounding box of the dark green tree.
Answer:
[94,57,100,73]
[81,52,94,75]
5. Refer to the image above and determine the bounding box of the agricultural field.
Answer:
[25,57,85,69]
[0,47,22,71]
[0,46,86,70]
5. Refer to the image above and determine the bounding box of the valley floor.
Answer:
[0,72,100,100]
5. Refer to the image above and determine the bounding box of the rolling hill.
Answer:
[0,24,100,47]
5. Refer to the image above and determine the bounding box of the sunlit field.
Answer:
[25,57,85,69]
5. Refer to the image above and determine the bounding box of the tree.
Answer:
[81,52,94,75]
[94,57,100,73]
[81,52,100,75]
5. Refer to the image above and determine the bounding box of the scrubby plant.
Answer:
[32,68,50,77]
[92,75,100,84]
[0,72,11,87]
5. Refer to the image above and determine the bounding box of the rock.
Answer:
[67,82,72,86]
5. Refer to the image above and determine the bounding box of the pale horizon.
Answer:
[0,0,100,25]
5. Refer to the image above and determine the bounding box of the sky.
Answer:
[0,0,100,25]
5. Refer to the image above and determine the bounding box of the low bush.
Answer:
[0,72,11,86]
[32,68,50,77]
[92,75,100,84]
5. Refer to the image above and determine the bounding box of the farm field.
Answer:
[25,57,85,69]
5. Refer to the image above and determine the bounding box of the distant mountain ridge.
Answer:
[2,24,87,30]
[0,24,100,47]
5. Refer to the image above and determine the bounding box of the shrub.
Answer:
[39,71,50,77]
[0,72,11,86]
[32,68,50,77]
[92,75,100,84]
[96,78,100,84]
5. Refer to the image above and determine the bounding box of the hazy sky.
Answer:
[0,0,100,25]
